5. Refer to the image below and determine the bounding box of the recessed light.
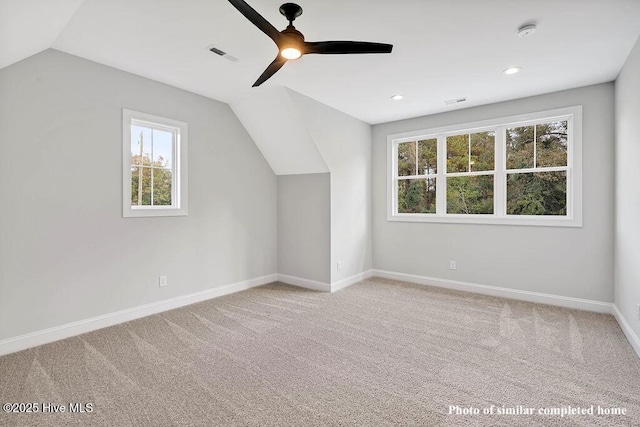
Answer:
[517,24,537,38]
[391,94,404,101]
[503,67,522,75]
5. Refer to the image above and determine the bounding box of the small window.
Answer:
[387,106,582,227]
[122,109,188,217]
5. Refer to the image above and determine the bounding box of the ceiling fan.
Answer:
[228,0,393,87]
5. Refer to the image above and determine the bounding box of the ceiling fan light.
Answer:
[281,47,302,60]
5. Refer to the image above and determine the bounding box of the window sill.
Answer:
[387,213,582,228]
[123,207,188,218]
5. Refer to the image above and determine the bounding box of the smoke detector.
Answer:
[517,24,537,38]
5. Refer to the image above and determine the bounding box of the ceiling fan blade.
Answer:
[304,41,393,55]
[253,56,288,87]
[228,0,282,44]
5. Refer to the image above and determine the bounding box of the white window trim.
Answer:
[387,106,582,227]
[122,109,188,218]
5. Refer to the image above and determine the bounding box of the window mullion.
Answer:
[494,126,506,217]
[150,129,154,206]
[565,117,572,218]
[415,140,418,176]
[468,134,471,172]
[533,124,537,169]
[391,141,398,215]
[436,135,446,215]
[173,130,178,207]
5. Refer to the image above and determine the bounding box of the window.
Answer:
[387,106,582,227]
[122,109,188,217]
[446,131,495,215]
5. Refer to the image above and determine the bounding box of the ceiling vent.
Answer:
[208,45,239,62]
[444,97,467,106]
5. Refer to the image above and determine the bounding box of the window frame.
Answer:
[387,106,582,227]
[122,109,188,218]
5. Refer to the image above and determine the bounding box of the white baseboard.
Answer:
[277,270,374,293]
[331,270,373,292]
[613,305,640,358]
[277,274,332,292]
[372,270,613,314]
[0,274,278,356]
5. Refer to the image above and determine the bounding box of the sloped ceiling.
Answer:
[231,86,329,176]
[0,0,84,69]
[2,0,640,124]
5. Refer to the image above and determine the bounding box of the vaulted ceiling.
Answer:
[2,0,640,124]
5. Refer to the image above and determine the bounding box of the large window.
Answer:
[387,106,582,227]
[122,109,188,217]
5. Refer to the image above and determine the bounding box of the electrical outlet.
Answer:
[449,261,457,270]
[337,261,342,271]
[636,303,640,321]
[159,275,168,287]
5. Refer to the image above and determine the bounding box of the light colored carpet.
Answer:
[1,278,639,426]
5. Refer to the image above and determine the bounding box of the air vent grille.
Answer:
[444,97,468,105]
[208,45,239,62]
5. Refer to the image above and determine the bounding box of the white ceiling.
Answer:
[2,0,640,124]
[0,0,84,69]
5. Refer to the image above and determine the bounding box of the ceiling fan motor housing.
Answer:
[279,3,303,23]
[282,26,304,42]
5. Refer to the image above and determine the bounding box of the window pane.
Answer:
[506,126,534,170]
[447,134,468,173]
[130,166,139,205]
[131,126,152,166]
[398,179,436,213]
[418,139,437,175]
[447,175,494,214]
[397,141,416,176]
[536,121,568,167]
[470,131,495,172]
[507,171,567,216]
[131,166,151,206]
[152,168,173,206]
[153,129,173,169]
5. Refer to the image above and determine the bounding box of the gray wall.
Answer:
[615,36,640,335]
[0,49,278,341]
[277,173,331,283]
[288,90,373,283]
[372,83,615,302]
